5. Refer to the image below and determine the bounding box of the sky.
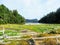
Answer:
[0,0,60,20]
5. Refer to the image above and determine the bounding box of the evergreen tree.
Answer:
[39,8,60,24]
[0,4,25,24]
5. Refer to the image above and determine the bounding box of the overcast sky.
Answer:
[0,0,60,20]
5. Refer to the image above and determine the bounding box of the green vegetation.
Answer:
[0,24,60,45]
[39,8,60,24]
[5,30,18,36]
[0,24,60,37]
[0,24,60,33]
[0,3,60,45]
[0,32,3,36]
[0,4,25,24]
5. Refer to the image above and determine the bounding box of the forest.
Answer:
[0,4,25,24]
[39,8,60,24]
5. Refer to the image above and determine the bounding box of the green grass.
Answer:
[5,30,18,36]
[0,24,60,33]
[0,24,60,45]
[0,32,3,36]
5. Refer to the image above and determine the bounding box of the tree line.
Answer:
[39,8,60,24]
[0,4,25,24]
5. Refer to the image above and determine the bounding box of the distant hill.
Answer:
[0,4,25,24]
[26,19,38,23]
[39,8,60,24]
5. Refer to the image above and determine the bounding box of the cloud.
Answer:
[23,0,32,6]
[1,0,60,19]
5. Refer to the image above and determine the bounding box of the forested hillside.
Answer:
[0,4,25,24]
[26,19,38,23]
[39,8,60,24]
